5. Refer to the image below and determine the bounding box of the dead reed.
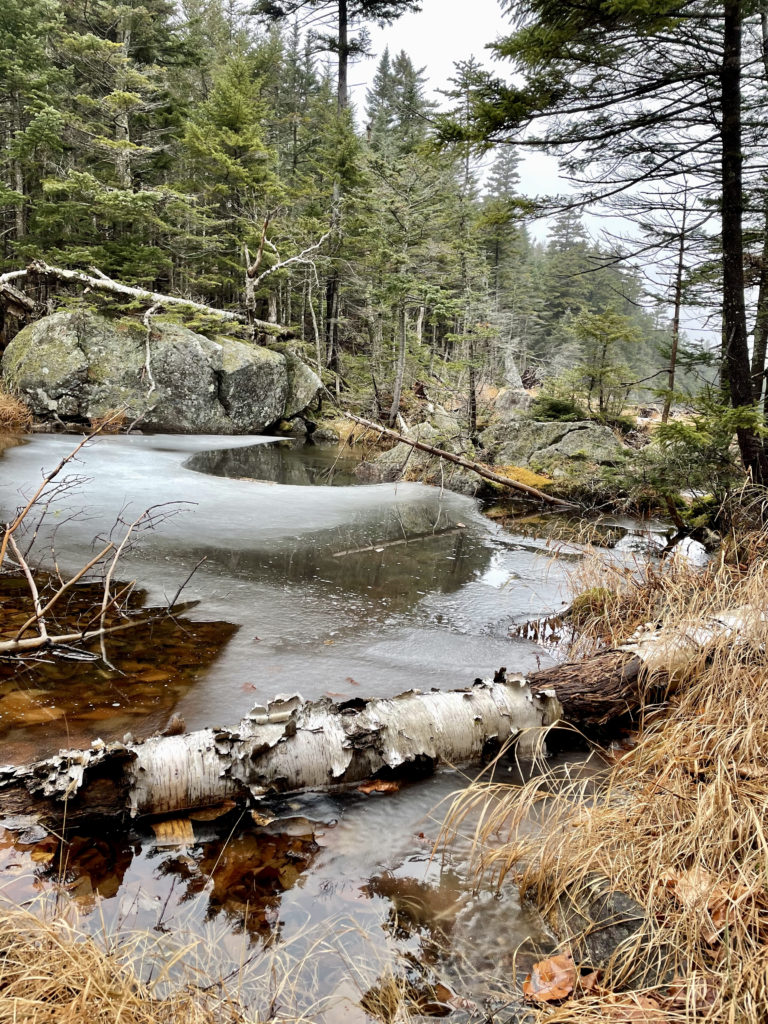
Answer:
[0,391,32,431]
[441,540,768,1022]
[0,907,238,1023]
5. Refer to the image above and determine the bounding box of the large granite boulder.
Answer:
[2,311,321,433]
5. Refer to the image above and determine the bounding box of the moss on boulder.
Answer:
[2,311,321,433]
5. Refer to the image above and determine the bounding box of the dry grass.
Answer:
[440,542,768,1022]
[0,390,32,431]
[0,907,239,1024]
[89,408,127,434]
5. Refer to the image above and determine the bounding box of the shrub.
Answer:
[529,395,587,422]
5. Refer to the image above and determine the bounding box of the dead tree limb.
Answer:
[0,603,757,826]
[0,262,292,339]
[345,413,577,508]
[0,417,120,569]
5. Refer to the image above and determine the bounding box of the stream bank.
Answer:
[0,433,672,1021]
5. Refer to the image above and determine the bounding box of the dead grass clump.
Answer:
[485,463,553,489]
[89,408,127,434]
[328,416,398,453]
[0,390,32,431]
[441,547,768,1023]
[0,908,231,1024]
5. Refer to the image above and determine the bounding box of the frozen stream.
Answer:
[0,433,571,734]
[0,433,614,1017]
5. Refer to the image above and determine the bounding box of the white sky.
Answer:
[348,0,566,211]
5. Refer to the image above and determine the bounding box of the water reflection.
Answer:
[0,577,238,761]
[187,442,363,487]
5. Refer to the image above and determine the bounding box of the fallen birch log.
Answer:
[344,413,576,508]
[0,605,757,827]
[0,682,560,825]
[0,262,292,339]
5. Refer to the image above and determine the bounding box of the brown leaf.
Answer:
[151,818,194,847]
[579,970,601,994]
[661,866,744,944]
[666,973,718,1012]
[30,837,59,864]
[602,995,667,1022]
[522,953,576,1002]
[357,779,401,794]
[189,800,236,821]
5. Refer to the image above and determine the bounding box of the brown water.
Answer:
[0,434,661,1018]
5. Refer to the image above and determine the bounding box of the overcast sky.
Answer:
[343,1,712,339]
[347,0,566,224]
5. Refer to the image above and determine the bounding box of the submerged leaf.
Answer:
[522,953,576,1002]
[357,779,401,794]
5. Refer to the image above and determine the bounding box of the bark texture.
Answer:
[0,681,559,825]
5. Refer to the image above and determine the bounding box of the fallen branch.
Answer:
[0,261,293,339]
[344,413,576,508]
[1,603,757,825]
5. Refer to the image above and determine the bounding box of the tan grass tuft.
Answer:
[89,408,127,434]
[0,390,32,431]
[0,908,232,1024]
[441,540,768,1022]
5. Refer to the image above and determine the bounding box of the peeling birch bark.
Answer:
[0,606,757,826]
[0,681,558,825]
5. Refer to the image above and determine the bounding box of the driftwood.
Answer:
[0,261,292,340]
[344,413,576,508]
[0,605,754,827]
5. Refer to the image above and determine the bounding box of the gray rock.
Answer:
[283,352,322,419]
[481,420,625,469]
[541,874,675,990]
[362,421,482,496]
[312,424,341,445]
[2,311,321,433]
[492,387,532,419]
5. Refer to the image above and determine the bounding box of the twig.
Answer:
[8,535,48,643]
[0,617,154,655]
[12,542,115,641]
[0,411,124,569]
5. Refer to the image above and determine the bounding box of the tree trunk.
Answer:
[662,198,688,423]
[0,604,753,828]
[388,300,407,426]
[0,681,559,825]
[325,268,340,373]
[337,0,349,112]
[721,0,768,483]
[114,22,133,190]
[467,332,478,436]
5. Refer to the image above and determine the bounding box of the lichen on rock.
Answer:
[1,311,321,433]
